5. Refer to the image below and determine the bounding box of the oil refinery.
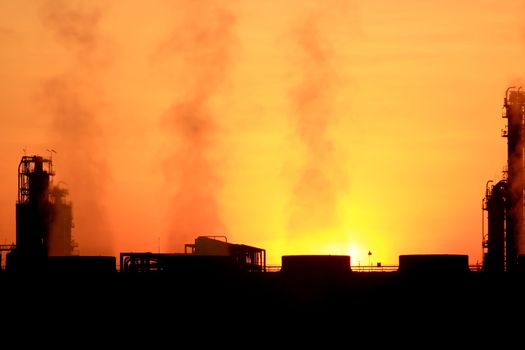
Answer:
[483,87,525,272]
[1,90,525,328]
[3,89,525,275]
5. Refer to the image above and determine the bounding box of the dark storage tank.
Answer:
[6,254,117,273]
[398,254,469,273]
[45,256,116,273]
[281,255,351,274]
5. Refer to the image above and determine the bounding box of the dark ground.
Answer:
[0,270,523,342]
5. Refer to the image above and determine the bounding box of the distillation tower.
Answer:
[15,155,74,262]
[483,87,525,271]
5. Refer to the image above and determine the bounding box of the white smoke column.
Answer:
[158,1,236,250]
[287,8,346,236]
[38,0,113,255]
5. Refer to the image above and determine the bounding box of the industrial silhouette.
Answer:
[483,87,525,272]
[1,90,525,329]
[8,155,76,270]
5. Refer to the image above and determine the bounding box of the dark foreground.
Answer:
[1,270,523,340]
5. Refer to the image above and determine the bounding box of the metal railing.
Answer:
[352,265,398,272]
[263,265,399,272]
[265,265,282,272]
[262,264,485,273]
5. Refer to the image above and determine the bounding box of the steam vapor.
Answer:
[288,11,345,236]
[160,1,236,250]
[38,0,112,255]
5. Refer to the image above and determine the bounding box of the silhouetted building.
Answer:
[504,89,525,271]
[483,88,525,272]
[483,180,506,272]
[121,236,266,273]
[10,155,75,271]
[185,236,266,272]
[16,155,52,258]
[45,256,116,274]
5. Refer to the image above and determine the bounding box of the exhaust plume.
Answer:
[38,0,113,255]
[287,9,346,236]
[158,1,236,250]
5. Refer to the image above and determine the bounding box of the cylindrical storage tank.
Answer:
[281,255,351,274]
[398,254,469,274]
[46,256,117,273]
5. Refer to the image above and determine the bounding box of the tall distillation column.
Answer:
[15,155,74,262]
[16,155,53,258]
[503,88,525,271]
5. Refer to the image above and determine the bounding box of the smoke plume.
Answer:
[159,1,236,250]
[38,0,112,255]
[287,11,345,236]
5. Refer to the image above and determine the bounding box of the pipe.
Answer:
[485,180,493,198]
[482,180,493,262]
[505,86,516,107]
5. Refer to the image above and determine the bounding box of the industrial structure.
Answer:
[6,87,525,276]
[483,87,525,272]
[7,155,75,270]
[2,95,524,333]
[121,236,266,273]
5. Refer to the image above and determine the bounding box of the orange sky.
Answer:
[1,0,524,266]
